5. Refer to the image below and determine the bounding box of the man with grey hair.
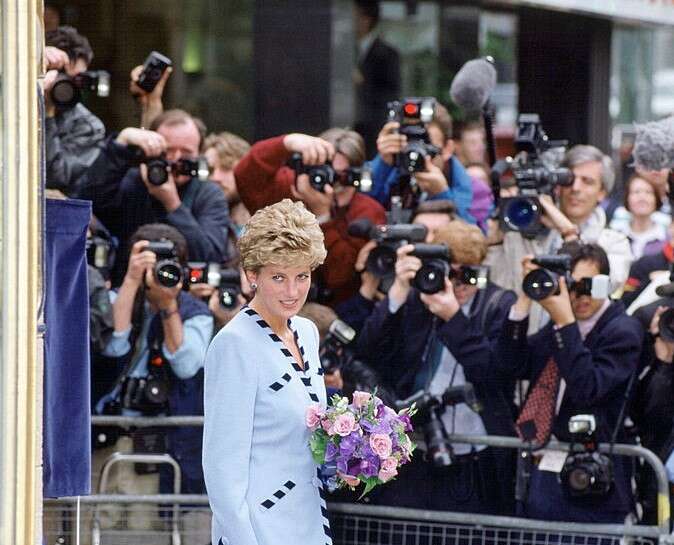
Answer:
[485,144,632,333]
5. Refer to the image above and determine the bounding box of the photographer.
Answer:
[368,102,493,229]
[76,109,230,286]
[44,26,105,194]
[233,129,386,305]
[101,223,213,539]
[496,243,641,523]
[355,220,517,514]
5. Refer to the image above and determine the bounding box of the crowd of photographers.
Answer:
[45,18,674,540]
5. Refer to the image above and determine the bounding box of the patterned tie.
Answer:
[516,357,560,446]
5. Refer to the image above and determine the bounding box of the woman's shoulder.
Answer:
[292,315,319,338]
[210,309,258,348]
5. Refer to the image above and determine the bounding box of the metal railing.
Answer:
[43,416,674,544]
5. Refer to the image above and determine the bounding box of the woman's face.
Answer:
[246,263,312,321]
[627,177,657,218]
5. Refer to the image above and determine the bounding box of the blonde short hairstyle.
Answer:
[203,131,251,170]
[238,199,327,271]
[318,128,366,166]
[431,220,487,266]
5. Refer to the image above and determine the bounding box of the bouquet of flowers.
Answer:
[306,390,416,497]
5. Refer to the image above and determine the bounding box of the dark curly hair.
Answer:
[45,25,93,65]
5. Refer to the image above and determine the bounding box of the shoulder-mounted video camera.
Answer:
[51,70,110,109]
[289,153,372,193]
[386,97,440,175]
[494,114,573,238]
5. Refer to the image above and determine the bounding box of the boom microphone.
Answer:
[450,58,497,113]
[632,115,674,172]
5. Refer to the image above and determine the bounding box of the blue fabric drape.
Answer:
[43,198,91,497]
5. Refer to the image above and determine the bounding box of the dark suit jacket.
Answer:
[496,301,642,522]
[76,137,230,286]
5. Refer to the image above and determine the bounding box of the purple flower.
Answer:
[325,442,338,462]
[339,432,360,457]
[398,413,413,432]
[359,455,381,478]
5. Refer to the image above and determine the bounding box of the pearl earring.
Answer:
[251,283,258,290]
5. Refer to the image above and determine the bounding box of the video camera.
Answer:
[560,414,613,498]
[386,97,440,175]
[129,146,209,186]
[319,319,356,373]
[347,218,427,278]
[494,114,573,238]
[184,262,242,310]
[396,383,480,467]
[290,153,372,193]
[51,70,110,109]
[522,253,611,301]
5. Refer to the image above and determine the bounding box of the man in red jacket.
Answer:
[234,129,386,306]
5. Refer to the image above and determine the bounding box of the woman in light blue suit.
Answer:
[203,198,332,545]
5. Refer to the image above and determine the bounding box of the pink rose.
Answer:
[305,404,324,431]
[378,457,398,482]
[333,412,358,437]
[370,433,393,459]
[352,390,372,409]
[322,418,335,435]
[337,472,360,487]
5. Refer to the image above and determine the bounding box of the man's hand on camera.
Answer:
[650,306,674,363]
[45,46,69,71]
[283,133,334,165]
[209,291,246,329]
[538,276,575,328]
[43,47,71,117]
[415,156,449,197]
[420,278,460,322]
[140,164,182,212]
[116,127,167,157]
[125,240,156,286]
[291,174,333,219]
[376,121,407,166]
[129,64,172,104]
[538,194,578,241]
[389,244,422,307]
[355,240,380,301]
[145,267,181,310]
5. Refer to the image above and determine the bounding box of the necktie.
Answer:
[516,357,560,446]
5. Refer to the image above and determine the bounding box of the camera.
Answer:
[86,235,115,272]
[386,97,440,175]
[411,244,451,294]
[495,114,573,237]
[146,239,183,288]
[122,354,170,415]
[128,146,209,186]
[289,153,372,193]
[185,262,242,309]
[136,51,172,93]
[522,254,571,301]
[347,218,428,278]
[396,384,480,467]
[560,414,613,498]
[51,70,110,109]
[319,319,356,373]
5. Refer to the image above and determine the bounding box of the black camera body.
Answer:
[522,254,571,301]
[146,155,209,186]
[386,97,440,175]
[136,51,172,93]
[410,243,451,294]
[560,414,613,498]
[366,223,428,277]
[185,262,242,309]
[51,70,110,109]
[319,319,356,373]
[397,384,480,467]
[122,355,170,414]
[289,153,372,193]
[496,114,573,238]
[145,239,183,288]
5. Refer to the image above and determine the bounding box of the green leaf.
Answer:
[309,432,328,465]
[358,476,381,500]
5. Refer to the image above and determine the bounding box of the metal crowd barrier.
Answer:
[42,416,674,545]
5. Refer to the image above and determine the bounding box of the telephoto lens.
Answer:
[522,269,559,300]
[145,240,182,288]
[411,244,451,295]
[501,197,541,233]
[146,157,170,186]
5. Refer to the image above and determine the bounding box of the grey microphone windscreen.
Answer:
[633,115,674,171]
[450,58,497,113]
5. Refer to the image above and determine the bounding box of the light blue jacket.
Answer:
[203,307,332,545]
